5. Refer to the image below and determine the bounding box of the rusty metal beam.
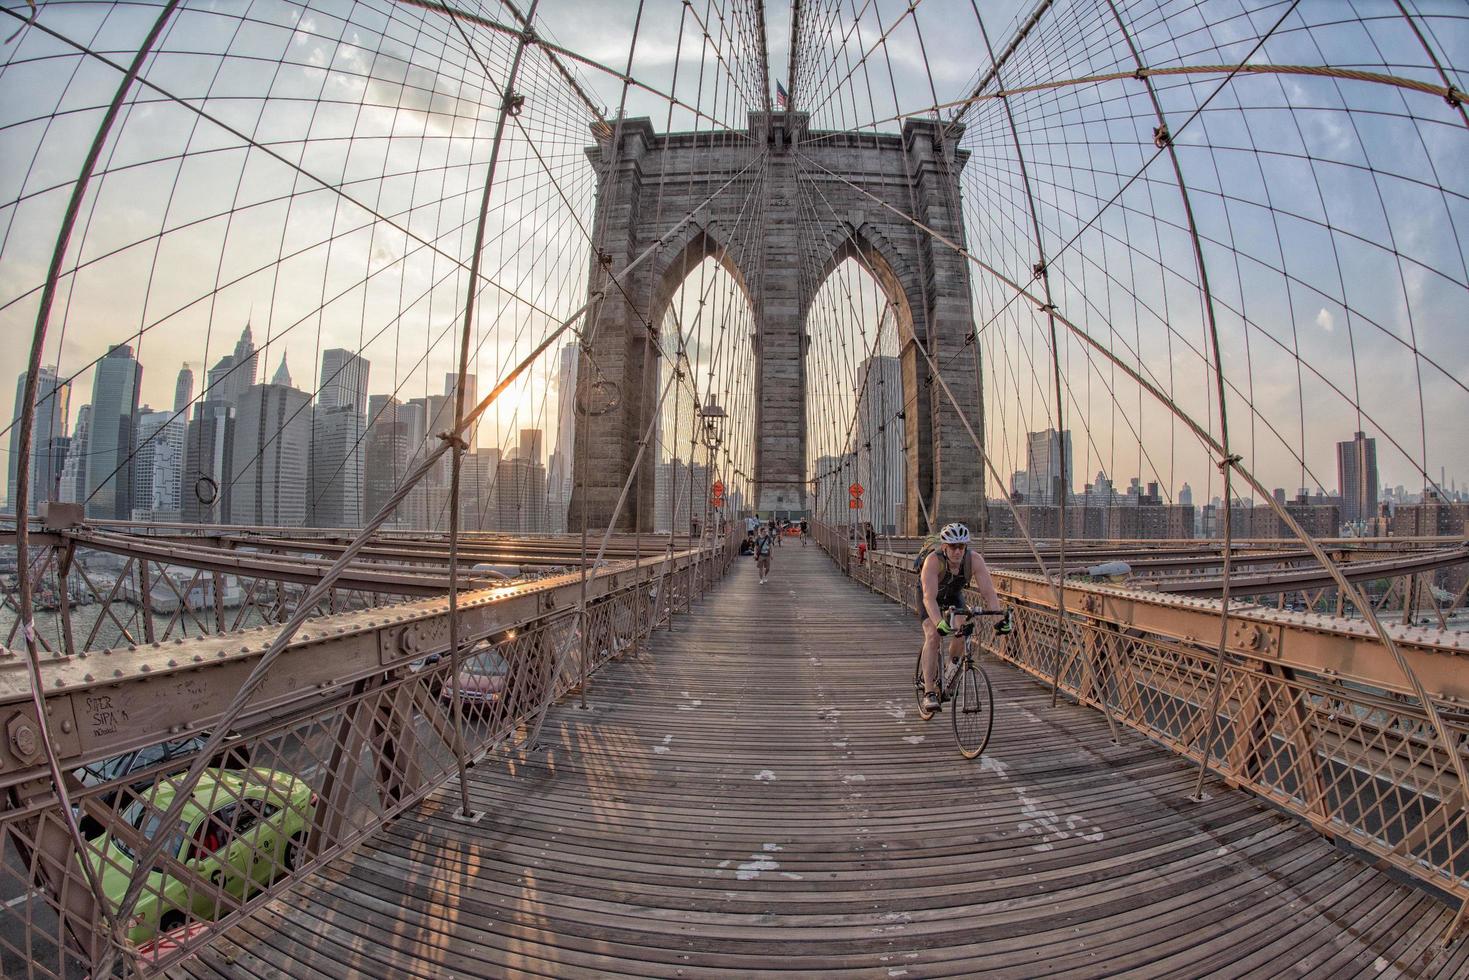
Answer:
[0,549,703,785]
[862,552,1469,700]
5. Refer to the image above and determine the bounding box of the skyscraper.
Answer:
[132,407,168,519]
[1337,430,1378,525]
[546,344,578,531]
[319,349,369,414]
[443,372,478,449]
[205,323,259,405]
[309,350,368,528]
[365,397,412,525]
[1026,428,1073,506]
[310,406,365,527]
[7,366,70,515]
[85,344,143,520]
[232,380,310,525]
[174,364,194,415]
[182,401,233,524]
[58,405,90,504]
[497,449,548,533]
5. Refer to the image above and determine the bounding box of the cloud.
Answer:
[1315,308,1334,332]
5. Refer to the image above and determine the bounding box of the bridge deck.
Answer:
[178,546,1467,978]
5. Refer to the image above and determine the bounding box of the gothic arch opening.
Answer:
[804,255,910,534]
[655,254,756,532]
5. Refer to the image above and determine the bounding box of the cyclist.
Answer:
[918,522,1007,713]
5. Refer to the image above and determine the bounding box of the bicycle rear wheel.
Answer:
[951,661,994,759]
[913,650,932,720]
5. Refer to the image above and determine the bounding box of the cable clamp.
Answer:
[504,92,525,117]
[1031,261,1047,281]
[1038,302,1058,314]
[1153,124,1171,149]
[1132,68,1146,82]
[438,431,470,454]
[1216,453,1242,472]
[1446,88,1464,109]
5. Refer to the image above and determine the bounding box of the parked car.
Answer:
[78,767,315,945]
[73,735,246,840]
[448,645,510,703]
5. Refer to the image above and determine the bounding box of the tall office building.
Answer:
[174,364,194,415]
[365,397,412,525]
[205,324,259,405]
[497,449,548,533]
[443,372,478,449]
[319,349,369,414]
[852,355,904,533]
[654,457,709,533]
[58,406,90,504]
[310,406,365,527]
[85,344,143,520]
[1337,430,1378,525]
[308,350,368,527]
[182,402,234,524]
[546,344,578,531]
[518,428,543,464]
[1026,428,1073,506]
[131,407,168,519]
[232,381,310,525]
[7,366,71,515]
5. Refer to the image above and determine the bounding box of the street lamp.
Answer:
[698,392,726,451]
[697,394,727,539]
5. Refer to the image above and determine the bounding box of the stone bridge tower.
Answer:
[570,112,982,535]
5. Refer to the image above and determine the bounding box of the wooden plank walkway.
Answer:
[179,545,1469,978]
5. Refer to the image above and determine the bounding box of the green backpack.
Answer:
[910,533,942,572]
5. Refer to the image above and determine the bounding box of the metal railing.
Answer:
[818,525,1469,921]
[0,534,735,978]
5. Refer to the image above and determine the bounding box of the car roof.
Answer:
[139,767,302,817]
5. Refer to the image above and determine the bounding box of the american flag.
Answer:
[775,81,788,110]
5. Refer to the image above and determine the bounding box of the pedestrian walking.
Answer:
[755,527,774,583]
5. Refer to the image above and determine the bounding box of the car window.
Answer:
[190,803,239,858]
[116,799,190,864]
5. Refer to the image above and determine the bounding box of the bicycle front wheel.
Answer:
[913,649,932,719]
[951,661,994,759]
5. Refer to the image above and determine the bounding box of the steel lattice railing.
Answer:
[822,530,1468,913]
[0,538,735,979]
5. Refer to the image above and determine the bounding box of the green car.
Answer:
[78,767,315,945]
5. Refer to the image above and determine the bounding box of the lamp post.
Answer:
[698,393,726,541]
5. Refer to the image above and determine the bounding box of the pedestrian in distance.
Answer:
[755,526,774,583]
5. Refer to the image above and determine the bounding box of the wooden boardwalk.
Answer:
[180,545,1469,978]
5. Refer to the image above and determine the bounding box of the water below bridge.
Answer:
[174,546,1467,978]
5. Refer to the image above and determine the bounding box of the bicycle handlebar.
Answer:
[944,606,1008,617]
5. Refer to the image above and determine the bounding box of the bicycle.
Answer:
[913,606,1011,759]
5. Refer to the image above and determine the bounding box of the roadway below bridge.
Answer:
[176,545,1467,978]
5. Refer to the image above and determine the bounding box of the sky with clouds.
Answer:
[0,0,1463,513]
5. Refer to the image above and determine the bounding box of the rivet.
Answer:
[83,673,94,682]
[113,669,123,678]
[139,664,151,673]
[167,659,178,668]
[193,655,204,663]
[241,646,249,653]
